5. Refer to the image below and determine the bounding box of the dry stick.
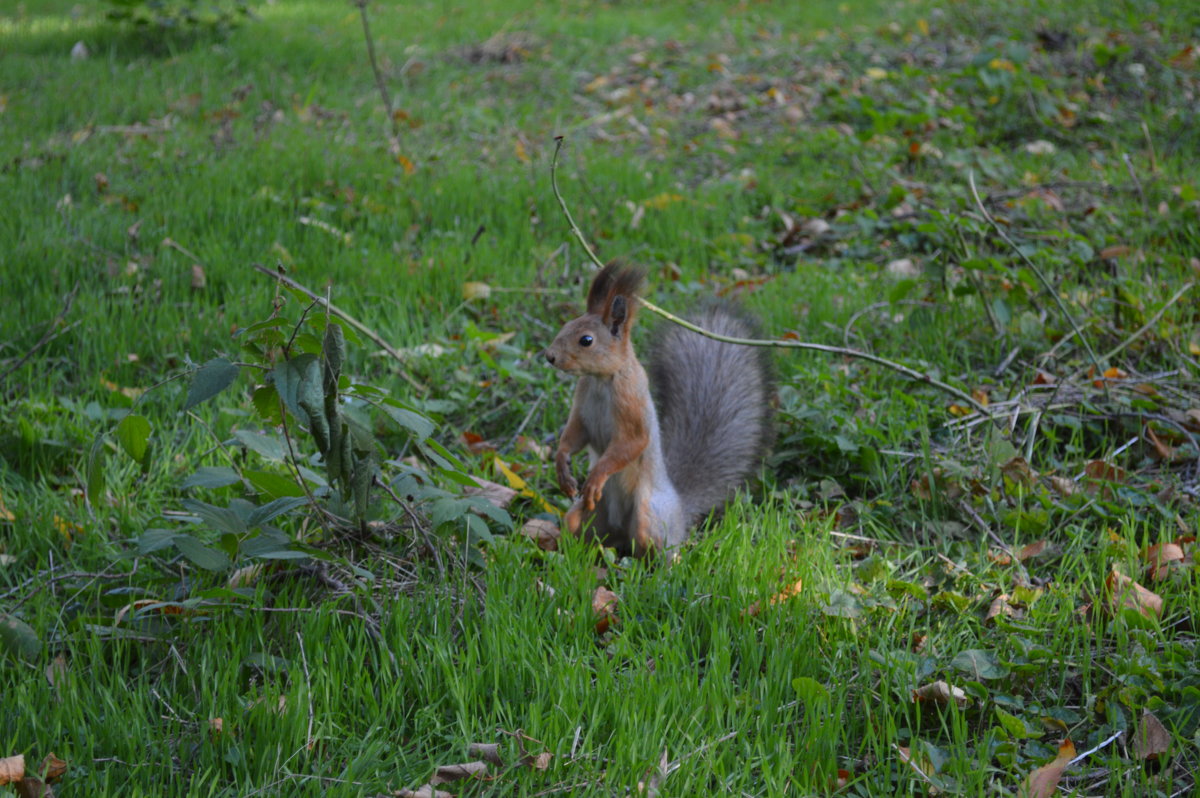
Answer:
[375,476,446,578]
[355,0,400,140]
[968,171,1102,375]
[251,263,426,394]
[0,282,80,384]
[548,136,993,419]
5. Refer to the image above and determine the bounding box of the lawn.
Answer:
[1,0,1198,795]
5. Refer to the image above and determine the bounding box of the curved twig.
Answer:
[549,136,994,418]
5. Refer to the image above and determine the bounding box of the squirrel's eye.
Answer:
[579,335,594,347]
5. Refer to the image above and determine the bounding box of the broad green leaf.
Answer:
[137,528,179,554]
[182,466,241,490]
[951,649,1008,680]
[244,470,305,499]
[180,498,247,536]
[995,707,1037,739]
[234,430,285,462]
[272,354,320,425]
[115,413,151,465]
[821,589,862,618]
[792,676,830,704]
[380,399,435,439]
[0,613,42,661]
[251,384,283,425]
[185,357,240,410]
[246,496,308,527]
[172,533,232,571]
[465,513,494,544]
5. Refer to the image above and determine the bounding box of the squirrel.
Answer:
[543,262,772,556]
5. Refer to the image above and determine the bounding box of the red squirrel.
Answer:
[543,263,772,555]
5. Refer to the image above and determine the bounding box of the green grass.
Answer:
[2,0,1199,794]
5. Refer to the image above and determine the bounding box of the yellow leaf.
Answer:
[917,19,929,35]
[493,456,559,516]
[642,192,685,210]
[54,515,83,543]
[0,491,14,523]
[462,281,491,301]
[397,154,415,175]
[948,403,971,416]
[989,58,1017,72]
[514,138,530,164]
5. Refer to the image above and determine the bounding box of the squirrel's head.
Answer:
[544,262,644,376]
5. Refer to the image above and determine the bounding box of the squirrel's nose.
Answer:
[544,350,555,365]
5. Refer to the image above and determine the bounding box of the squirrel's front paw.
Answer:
[555,457,578,498]
[581,474,606,512]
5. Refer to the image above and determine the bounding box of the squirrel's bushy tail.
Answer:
[648,304,773,525]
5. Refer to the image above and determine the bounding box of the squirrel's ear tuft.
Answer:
[609,295,628,336]
[586,260,644,314]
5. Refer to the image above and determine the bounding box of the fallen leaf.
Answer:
[593,586,619,634]
[208,718,225,737]
[1017,540,1049,561]
[430,761,488,785]
[1145,426,1175,461]
[744,579,804,617]
[1134,710,1170,761]
[1001,457,1037,488]
[1144,542,1185,581]
[1092,366,1128,387]
[912,680,969,709]
[638,749,668,797]
[44,655,67,688]
[0,491,14,522]
[520,519,560,552]
[190,264,206,289]
[462,477,517,510]
[1048,476,1079,497]
[397,786,452,798]
[462,281,491,301]
[0,755,24,785]
[466,743,503,767]
[14,776,52,798]
[1106,568,1163,618]
[1084,460,1127,484]
[522,751,552,770]
[1021,738,1075,798]
[985,594,1015,624]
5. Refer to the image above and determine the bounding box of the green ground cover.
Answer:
[1,0,1198,794]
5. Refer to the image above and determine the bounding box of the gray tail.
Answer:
[648,303,773,525]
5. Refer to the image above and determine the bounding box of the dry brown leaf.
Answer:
[38,755,66,784]
[1145,426,1176,461]
[1048,476,1079,498]
[430,760,488,785]
[911,633,928,653]
[522,751,552,770]
[1021,738,1075,798]
[1134,710,1170,761]
[466,742,503,767]
[638,749,669,797]
[985,594,1015,624]
[593,586,620,635]
[1084,460,1127,484]
[14,776,52,798]
[462,477,516,509]
[397,786,453,798]
[1145,542,1185,581]
[1106,568,1164,618]
[744,579,804,617]
[208,718,225,737]
[1000,457,1037,487]
[1017,540,1049,562]
[520,519,560,552]
[0,755,25,785]
[912,680,968,709]
[190,264,207,289]
[44,655,68,688]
